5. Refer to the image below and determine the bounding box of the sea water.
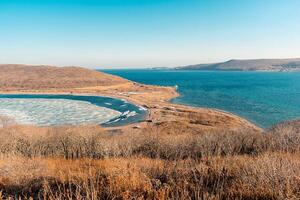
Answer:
[102,69,300,128]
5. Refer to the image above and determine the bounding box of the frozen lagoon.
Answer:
[0,94,147,126]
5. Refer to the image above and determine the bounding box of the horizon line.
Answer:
[1,56,300,69]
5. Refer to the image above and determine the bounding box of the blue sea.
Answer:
[101,69,300,128]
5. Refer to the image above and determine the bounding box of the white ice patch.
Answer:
[126,111,137,117]
[0,98,121,126]
[139,106,147,111]
[122,111,130,116]
[121,99,128,103]
[121,110,137,118]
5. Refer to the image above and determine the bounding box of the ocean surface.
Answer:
[101,69,300,128]
[0,94,147,127]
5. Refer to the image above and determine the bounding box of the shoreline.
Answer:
[0,80,263,133]
[0,93,149,127]
[170,99,264,129]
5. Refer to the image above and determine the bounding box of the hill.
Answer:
[176,58,300,71]
[0,64,127,90]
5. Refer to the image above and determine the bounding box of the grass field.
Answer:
[0,120,299,199]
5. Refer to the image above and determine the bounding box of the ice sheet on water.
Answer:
[0,98,122,126]
[138,106,147,111]
[126,111,137,117]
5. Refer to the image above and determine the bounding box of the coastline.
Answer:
[0,80,263,133]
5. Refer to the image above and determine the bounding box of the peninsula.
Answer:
[0,64,260,134]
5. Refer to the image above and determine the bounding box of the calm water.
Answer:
[101,69,300,128]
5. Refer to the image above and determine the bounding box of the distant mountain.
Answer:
[176,58,300,71]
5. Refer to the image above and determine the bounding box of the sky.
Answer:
[0,0,300,68]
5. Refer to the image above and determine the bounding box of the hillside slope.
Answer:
[0,64,127,90]
[176,58,300,71]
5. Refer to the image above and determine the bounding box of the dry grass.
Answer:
[0,153,299,199]
[0,122,299,199]
[0,65,127,90]
[0,125,268,159]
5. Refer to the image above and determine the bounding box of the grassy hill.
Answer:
[0,64,127,90]
[176,58,300,71]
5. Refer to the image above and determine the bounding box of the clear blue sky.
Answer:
[1,0,300,68]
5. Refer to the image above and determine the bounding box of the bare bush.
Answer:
[0,153,299,199]
[0,120,299,199]
[267,120,300,152]
[0,125,269,160]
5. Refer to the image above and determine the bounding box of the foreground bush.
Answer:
[0,122,299,199]
[0,124,299,160]
[0,153,299,199]
[0,125,263,159]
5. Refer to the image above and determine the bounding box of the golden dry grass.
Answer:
[0,125,268,159]
[0,122,299,199]
[0,65,127,90]
[0,153,299,199]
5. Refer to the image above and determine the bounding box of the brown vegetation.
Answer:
[0,65,126,90]
[0,121,299,199]
[1,153,299,200]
